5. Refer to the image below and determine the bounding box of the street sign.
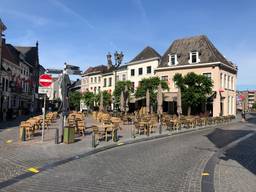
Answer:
[38,87,52,97]
[39,74,52,87]
[46,69,63,74]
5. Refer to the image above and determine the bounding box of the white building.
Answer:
[126,46,161,92]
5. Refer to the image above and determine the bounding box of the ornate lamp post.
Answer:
[107,51,124,114]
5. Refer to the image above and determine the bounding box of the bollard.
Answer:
[113,129,118,142]
[147,125,150,136]
[159,122,162,134]
[21,127,26,142]
[92,131,96,148]
[131,126,135,138]
[55,128,59,144]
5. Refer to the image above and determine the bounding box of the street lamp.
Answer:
[107,51,124,115]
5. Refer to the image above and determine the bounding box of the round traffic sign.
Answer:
[39,74,52,87]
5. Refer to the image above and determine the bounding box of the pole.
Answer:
[41,94,46,142]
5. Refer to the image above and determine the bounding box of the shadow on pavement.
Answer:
[220,133,256,175]
[0,116,31,130]
[206,128,253,148]
[206,128,256,175]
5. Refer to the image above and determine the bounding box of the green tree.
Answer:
[113,80,132,103]
[252,102,256,110]
[68,91,81,111]
[95,91,112,107]
[135,77,169,108]
[173,72,213,115]
[81,92,96,110]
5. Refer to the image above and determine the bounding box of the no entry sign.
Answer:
[39,74,52,87]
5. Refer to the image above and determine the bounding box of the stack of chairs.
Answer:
[19,112,59,141]
[67,112,86,136]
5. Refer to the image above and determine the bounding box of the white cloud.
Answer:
[50,0,95,29]
[0,9,49,26]
[132,0,148,24]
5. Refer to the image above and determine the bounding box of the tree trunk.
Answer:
[187,106,191,116]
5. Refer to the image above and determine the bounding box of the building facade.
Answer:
[155,35,237,116]
[127,46,160,92]
[237,90,256,111]
[81,35,238,116]
[0,19,41,121]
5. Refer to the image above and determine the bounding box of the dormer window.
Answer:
[189,51,200,64]
[168,54,178,66]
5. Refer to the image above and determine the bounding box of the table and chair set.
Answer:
[162,114,236,131]
[19,112,58,141]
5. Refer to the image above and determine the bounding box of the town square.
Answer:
[0,0,256,192]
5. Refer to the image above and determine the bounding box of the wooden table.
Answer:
[98,124,115,141]
[138,121,150,136]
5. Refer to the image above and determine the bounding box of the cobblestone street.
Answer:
[0,114,255,191]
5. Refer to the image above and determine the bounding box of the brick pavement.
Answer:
[0,114,255,191]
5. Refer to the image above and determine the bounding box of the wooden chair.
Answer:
[77,120,86,136]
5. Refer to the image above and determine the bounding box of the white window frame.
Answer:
[203,73,212,79]
[227,76,230,89]
[189,51,200,64]
[220,73,223,88]
[224,74,227,89]
[168,54,178,66]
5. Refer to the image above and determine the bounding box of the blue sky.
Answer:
[0,0,255,90]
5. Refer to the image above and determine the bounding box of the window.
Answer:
[2,78,5,92]
[190,51,200,64]
[147,66,151,74]
[109,77,112,87]
[122,74,126,81]
[224,74,227,88]
[169,54,178,65]
[131,69,135,76]
[94,77,97,83]
[161,76,168,82]
[203,73,211,79]
[6,79,8,92]
[220,73,223,88]
[231,77,234,90]
[103,78,107,87]
[138,68,143,75]
[91,77,93,83]
[98,77,101,83]
[227,76,230,89]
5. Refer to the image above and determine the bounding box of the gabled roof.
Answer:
[15,46,38,67]
[160,35,232,67]
[130,46,161,63]
[2,43,20,65]
[83,65,108,75]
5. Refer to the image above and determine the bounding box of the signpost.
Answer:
[39,74,52,142]
[45,63,80,143]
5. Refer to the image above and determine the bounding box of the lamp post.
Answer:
[107,51,124,115]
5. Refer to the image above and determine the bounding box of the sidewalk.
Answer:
[0,115,31,144]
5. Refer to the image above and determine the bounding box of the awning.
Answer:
[163,92,178,102]
[129,96,146,103]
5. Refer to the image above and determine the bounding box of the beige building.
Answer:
[80,35,238,116]
[155,35,237,117]
[80,64,128,110]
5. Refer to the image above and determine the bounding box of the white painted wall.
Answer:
[127,58,159,91]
